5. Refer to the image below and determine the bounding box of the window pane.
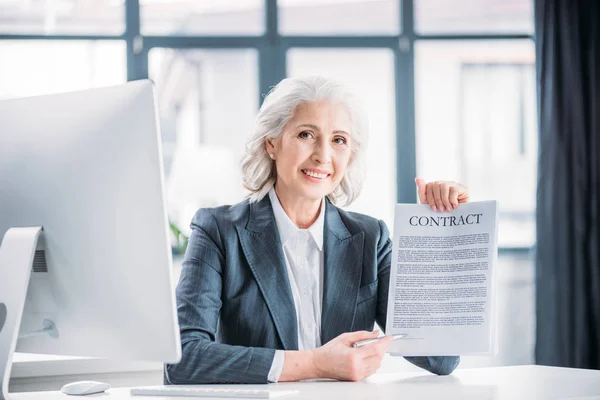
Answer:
[287,49,397,230]
[279,0,400,35]
[0,0,124,35]
[0,41,126,99]
[414,40,536,248]
[415,0,533,34]
[141,0,264,36]
[149,49,259,233]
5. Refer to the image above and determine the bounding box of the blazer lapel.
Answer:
[320,199,365,344]
[236,196,299,350]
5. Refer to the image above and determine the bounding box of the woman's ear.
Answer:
[265,138,276,154]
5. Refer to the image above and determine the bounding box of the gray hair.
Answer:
[241,76,368,207]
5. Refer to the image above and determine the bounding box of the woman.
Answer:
[165,76,468,384]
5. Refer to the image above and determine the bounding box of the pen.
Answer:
[352,333,407,348]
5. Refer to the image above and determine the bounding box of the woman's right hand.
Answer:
[311,330,393,381]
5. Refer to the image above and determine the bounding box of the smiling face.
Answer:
[266,101,353,202]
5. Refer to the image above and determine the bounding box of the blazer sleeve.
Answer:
[374,219,460,376]
[164,209,276,384]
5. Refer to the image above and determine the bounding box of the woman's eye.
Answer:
[333,137,347,145]
[299,131,314,139]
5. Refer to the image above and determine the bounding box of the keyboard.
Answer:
[130,386,298,398]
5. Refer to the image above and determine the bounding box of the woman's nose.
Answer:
[313,141,332,164]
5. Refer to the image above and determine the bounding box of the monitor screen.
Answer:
[0,80,181,364]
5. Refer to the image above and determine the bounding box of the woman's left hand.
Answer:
[415,178,469,212]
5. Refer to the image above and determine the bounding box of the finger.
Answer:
[356,343,379,358]
[458,186,470,203]
[415,178,427,204]
[449,186,459,209]
[372,335,393,356]
[432,183,445,212]
[355,340,383,358]
[440,183,452,212]
[361,354,384,378]
[342,330,379,345]
[426,183,436,211]
[356,335,393,358]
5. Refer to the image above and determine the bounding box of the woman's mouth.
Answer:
[301,169,330,180]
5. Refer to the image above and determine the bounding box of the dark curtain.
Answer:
[535,0,600,368]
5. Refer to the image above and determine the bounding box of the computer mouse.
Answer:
[61,381,111,396]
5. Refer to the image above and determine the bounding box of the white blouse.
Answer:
[267,187,325,382]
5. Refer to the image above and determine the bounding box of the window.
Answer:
[149,48,259,236]
[141,0,265,36]
[414,40,536,248]
[0,0,124,35]
[278,0,400,35]
[415,0,534,34]
[0,40,126,99]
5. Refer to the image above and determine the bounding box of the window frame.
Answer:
[0,0,534,220]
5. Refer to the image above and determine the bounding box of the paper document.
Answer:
[385,201,498,356]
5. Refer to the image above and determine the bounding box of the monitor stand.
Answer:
[0,227,43,400]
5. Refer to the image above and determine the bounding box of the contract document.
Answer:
[385,201,498,356]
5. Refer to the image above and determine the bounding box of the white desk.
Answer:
[11,365,600,400]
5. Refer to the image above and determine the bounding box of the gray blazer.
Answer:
[164,195,460,384]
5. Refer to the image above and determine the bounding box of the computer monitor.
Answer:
[0,81,181,366]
